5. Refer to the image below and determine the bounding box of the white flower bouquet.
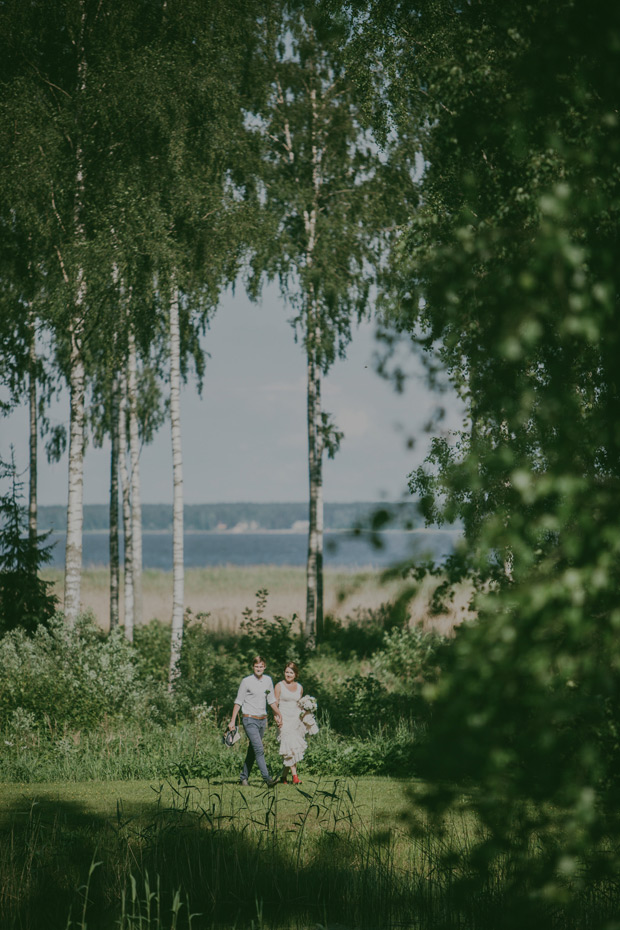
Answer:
[298,694,319,735]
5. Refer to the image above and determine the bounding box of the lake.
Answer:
[47,529,460,570]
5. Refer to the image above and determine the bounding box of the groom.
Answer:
[228,655,282,787]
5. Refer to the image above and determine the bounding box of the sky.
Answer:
[0,284,463,506]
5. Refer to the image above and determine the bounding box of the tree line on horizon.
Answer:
[35,501,422,533]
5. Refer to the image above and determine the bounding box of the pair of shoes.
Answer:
[292,774,302,785]
[264,776,279,787]
[239,778,249,787]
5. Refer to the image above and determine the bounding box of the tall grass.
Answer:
[41,566,468,634]
[1,777,616,930]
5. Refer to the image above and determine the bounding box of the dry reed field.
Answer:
[44,565,472,634]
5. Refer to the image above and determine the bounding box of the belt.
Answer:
[242,714,267,720]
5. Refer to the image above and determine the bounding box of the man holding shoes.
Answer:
[228,655,282,787]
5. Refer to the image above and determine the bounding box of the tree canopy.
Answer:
[351,0,620,911]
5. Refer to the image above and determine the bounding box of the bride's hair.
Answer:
[284,661,299,679]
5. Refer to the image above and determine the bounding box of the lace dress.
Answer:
[277,682,307,767]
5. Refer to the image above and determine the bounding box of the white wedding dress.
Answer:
[277,682,308,767]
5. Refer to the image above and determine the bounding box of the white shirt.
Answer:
[235,674,276,717]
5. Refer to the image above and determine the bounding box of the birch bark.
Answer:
[64,308,86,626]
[63,1,87,627]
[303,86,325,642]
[168,283,185,688]
[118,372,134,640]
[127,322,143,627]
[28,312,37,546]
[109,373,120,630]
[305,296,325,643]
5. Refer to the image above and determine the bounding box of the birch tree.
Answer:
[251,3,409,641]
[108,368,120,630]
[167,283,184,687]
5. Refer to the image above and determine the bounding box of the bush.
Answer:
[371,625,446,692]
[176,617,248,718]
[319,605,393,659]
[304,720,420,776]
[238,589,307,672]
[0,614,147,729]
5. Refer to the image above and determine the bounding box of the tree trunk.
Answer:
[118,372,134,641]
[64,309,85,626]
[109,373,120,630]
[303,91,323,643]
[305,312,324,644]
[127,322,143,627]
[63,1,87,628]
[168,283,184,689]
[28,313,37,547]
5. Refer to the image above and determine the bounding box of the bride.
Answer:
[275,661,308,785]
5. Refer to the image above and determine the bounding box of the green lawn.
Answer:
[0,774,422,833]
[0,775,455,930]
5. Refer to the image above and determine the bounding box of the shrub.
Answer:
[238,589,307,671]
[371,625,446,692]
[0,614,146,729]
[304,720,420,776]
[319,605,392,659]
[133,618,171,683]
[176,617,248,718]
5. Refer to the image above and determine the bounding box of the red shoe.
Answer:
[292,774,302,785]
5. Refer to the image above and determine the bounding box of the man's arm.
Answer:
[229,678,247,731]
[267,681,282,726]
[228,702,241,731]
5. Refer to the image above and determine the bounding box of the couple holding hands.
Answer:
[227,656,318,787]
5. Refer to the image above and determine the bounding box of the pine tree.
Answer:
[0,452,57,635]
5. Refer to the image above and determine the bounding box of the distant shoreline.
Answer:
[46,527,460,536]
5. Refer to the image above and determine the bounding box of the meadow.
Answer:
[0,775,476,930]
[43,565,471,635]
[1,584,618,930]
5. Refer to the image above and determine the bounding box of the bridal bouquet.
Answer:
[298,695,319,735]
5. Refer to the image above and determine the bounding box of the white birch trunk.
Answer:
[305,301,324,643]
[168,283,184,688]
[109,373,120,630]
[118,372,134,641]
[28,312,37,546]
[63,1,87,627]
[127,323,143,627]
[303,86,324,642]
[64,306,86,626]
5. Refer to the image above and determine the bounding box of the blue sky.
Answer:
[1,285,463,505]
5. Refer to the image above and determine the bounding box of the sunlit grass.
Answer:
[0,775,479,930]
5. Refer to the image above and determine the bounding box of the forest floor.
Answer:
[44,565,473,634]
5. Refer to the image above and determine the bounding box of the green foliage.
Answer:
[320,607,390,658]
[176,615,248,716]
[0,455,57,634]
[238,588,307,671]
[0,615,145,730]
[357,0,620,913]
[303,719,419,776]
[371,624,445,692]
